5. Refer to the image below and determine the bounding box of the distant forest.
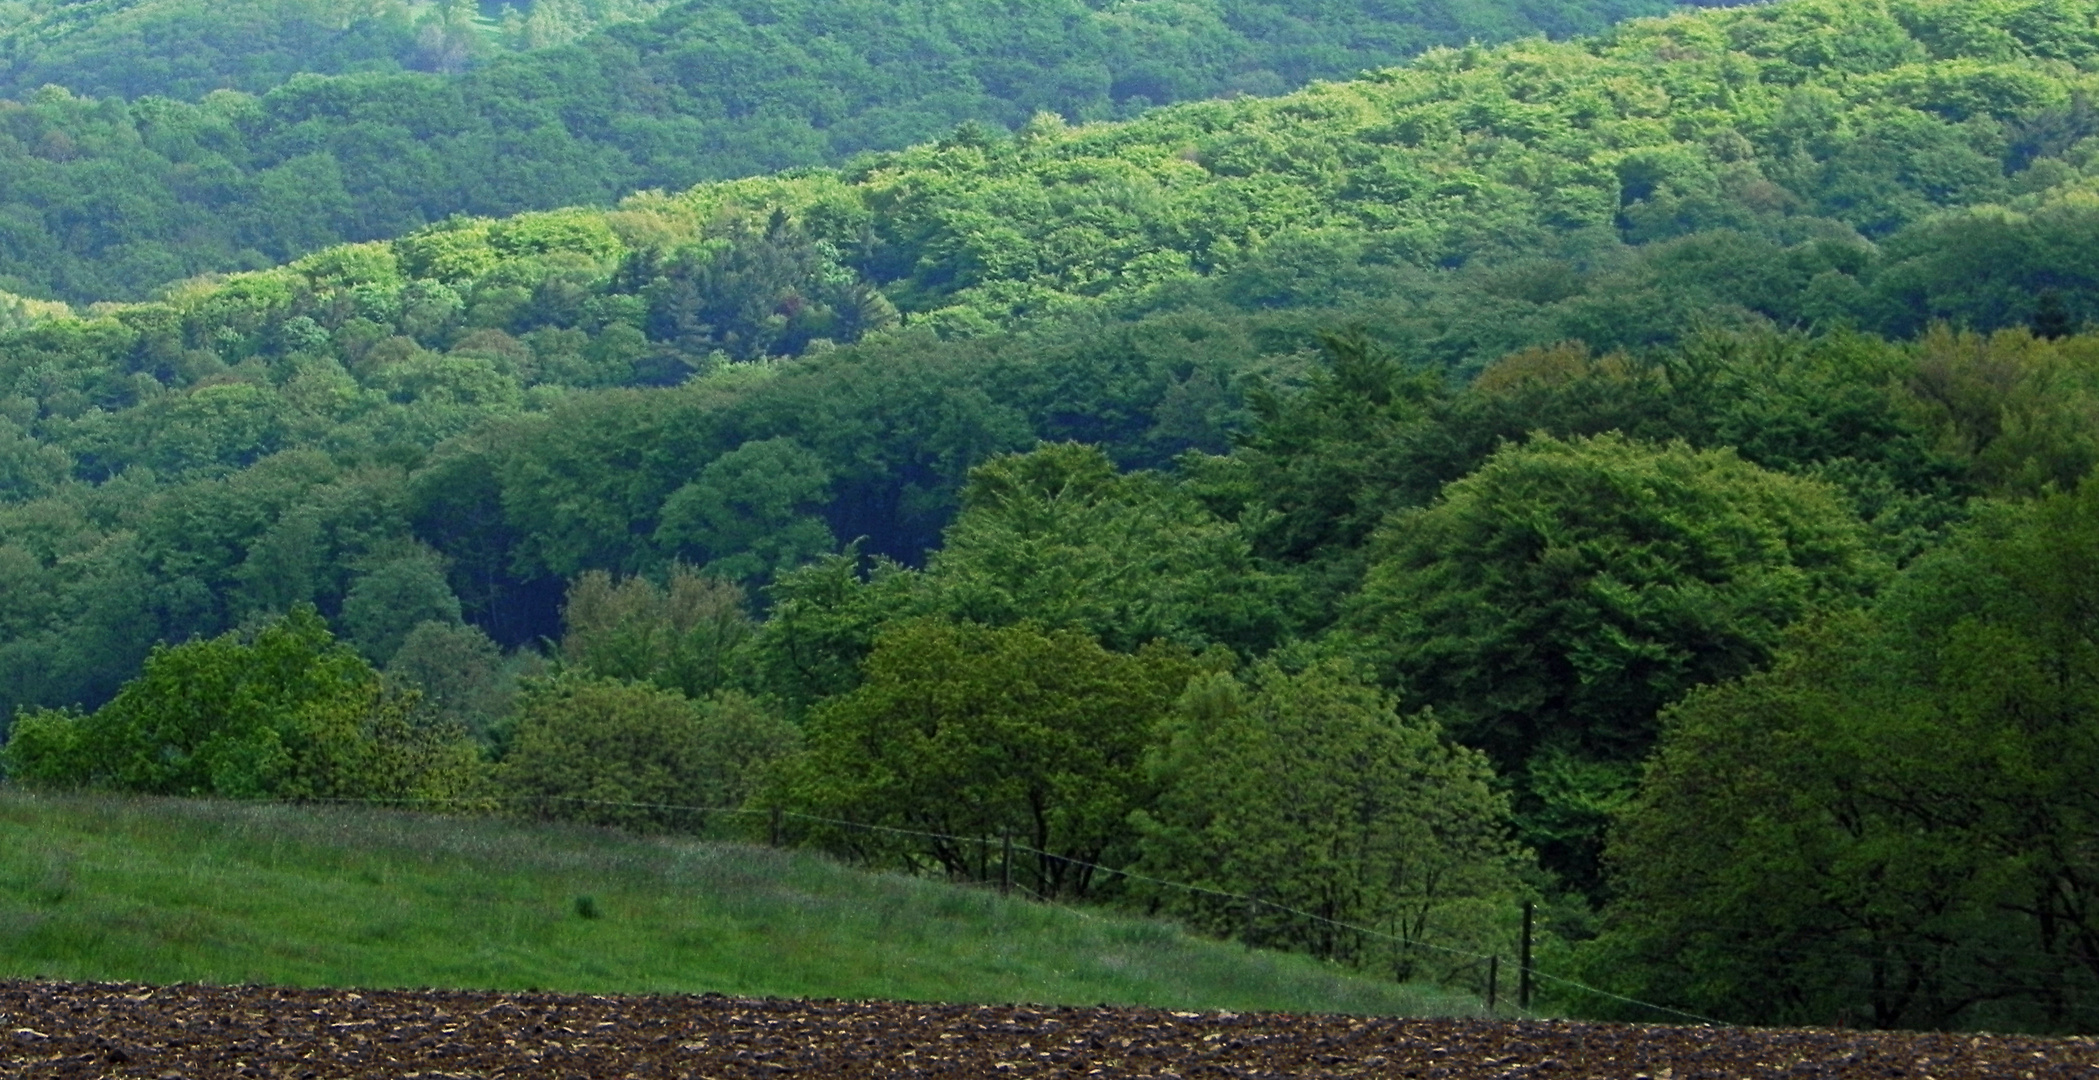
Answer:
[0,0,1684,302]
[6,0,2099,1035]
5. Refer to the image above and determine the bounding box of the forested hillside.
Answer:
[0,0,456,100]
[0,0,1682,303]
[7,0,2099,1034]
[0,0,691,101]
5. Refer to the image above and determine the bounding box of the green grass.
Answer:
[0,790,1480,1015]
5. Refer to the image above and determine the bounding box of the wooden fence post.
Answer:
[1519,901,1534,1011]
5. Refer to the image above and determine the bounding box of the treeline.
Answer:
[0,0,1679,304]
[9,0,2099,318]
[10,320,2099,1027]
[6,0,2099,1032]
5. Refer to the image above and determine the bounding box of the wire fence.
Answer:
[19,781,2096,1029]
[275,791,2099,1026]
[287,791,1726,1026]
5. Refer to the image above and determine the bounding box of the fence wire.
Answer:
[290,791,1724,1026]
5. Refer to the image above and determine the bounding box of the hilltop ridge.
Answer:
[0,0,1684,302]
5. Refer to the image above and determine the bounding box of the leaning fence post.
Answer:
[769,805,783,848]
[1000,831,1013,897]
[1519,901,1535,1011]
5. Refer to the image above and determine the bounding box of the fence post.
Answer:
[1242,894,1258,950]
[1000,831,1013,897]
[769,805,783,848]
[1487,955,1499,1013]
[1519,901,1534,1011]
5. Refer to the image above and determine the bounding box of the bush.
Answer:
[0,605,486,802]
[495,676,796,832]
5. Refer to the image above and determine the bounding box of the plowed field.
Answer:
[4,979,2095,1078]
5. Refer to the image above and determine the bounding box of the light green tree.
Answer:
[559,564,753,699]
[771,619,1202,899]
[1,605,484,801]
[1132,660,1525,980]
[926,441,1287,655]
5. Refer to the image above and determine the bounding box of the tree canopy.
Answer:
[1132,660,1523,981]
[9,0,2099,1031]
[0,605,481,800]
[771,619,1203,899]
[1598,481,2099,1030]
[0,0,1682,302]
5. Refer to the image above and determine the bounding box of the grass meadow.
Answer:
[0,789,1479,1015]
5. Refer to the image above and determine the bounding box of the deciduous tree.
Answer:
[772,619,1201,898]
[1132,660,1524,980]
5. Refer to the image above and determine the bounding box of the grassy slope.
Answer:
[0,791,1476,1015]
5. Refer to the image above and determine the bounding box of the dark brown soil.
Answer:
[3,979,2095,1078]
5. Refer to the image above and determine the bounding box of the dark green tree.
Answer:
[1599,479,2099,1031]
[652,436,836,585]
[747,546,928,716]
[384,619,517,740]
[340,542,464,664]
[1345,431,1880,895]
[496,675,796,832]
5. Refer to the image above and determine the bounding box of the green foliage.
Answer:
[0,0,1677,304]
[1600,480,2099,1030]
[1895,324,2099,497]
[1344,432,1880,892]
[1351,431,1880,765]
[341,542,463,663]
[10,0,2099,1021]
[0,414,70,500]
[640,212,882,364]
[653,437,835,584]
[557,565,753,699]
[0,0,444,100]
[494,675,796,831]
[1,605,484,800]
[1179,333,1450,624]
[1870,188,2099,337]
[772,619,1203,899]
[10,0,2099,323]
[383,618,518,739]
[1132,660,1524,982]
[926,441,1287,655]
[744,440,1286,713]
[748,547,928,715]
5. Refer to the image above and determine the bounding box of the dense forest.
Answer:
[6,0,2099,1035]
[0,0,704,102]
[0,0,1683,303]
